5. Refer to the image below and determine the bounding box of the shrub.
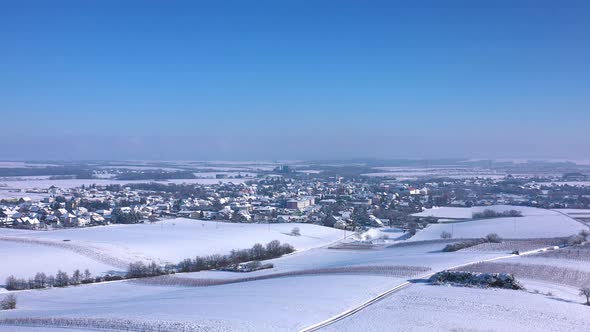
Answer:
[103,275,124,282]
[459,262,590,289]
[430,271,523,290]
[485,233,502,243]
[0,294,16,310]
[443,239,487,252]
[442,234,503,252]
[279,243,295,255]
[580,287,590,305]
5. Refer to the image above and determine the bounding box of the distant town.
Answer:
[2,160,590,232]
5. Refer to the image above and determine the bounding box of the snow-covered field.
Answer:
[0,162,59,168]
[362,166,506,180]
[326,283,590,331]
[0,219,343,281]
[0,178,250,191]
[410,205,586,240]
[556,209,590,219]
[413,205,554,219]
[0,177,254,200]
[1,206,589,331]
[537,181,590,187]
[0,274,408,332]
[0,238,507,331]
[0,240,119,283]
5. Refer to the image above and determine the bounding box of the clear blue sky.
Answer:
[1,0,589,160]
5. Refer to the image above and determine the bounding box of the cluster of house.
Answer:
[0,199,106,228]
[1,171,588,230]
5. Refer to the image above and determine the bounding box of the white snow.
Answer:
[0,237,508,331]
[555,209,590,218]
[0,219,343,271]
[413,205,553,219]
[325,283,590,331]
[0,240,119,282]
[1,205,588,331]
[410,215,584,241]
[0,178,250,191]
[0,274,405,331]
[409,206,586,240]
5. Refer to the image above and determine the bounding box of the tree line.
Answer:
[4,240,296,291]
[472,209,522,219]
[177,240,294,273]
[5,269,103,291]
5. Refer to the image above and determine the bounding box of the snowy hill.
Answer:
[410,206,586,240]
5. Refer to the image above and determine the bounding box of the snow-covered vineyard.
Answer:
[1,203,590,331]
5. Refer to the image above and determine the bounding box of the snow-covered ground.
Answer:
[0,219,343,281]
[0,177,250,191]
[410,206,586,240]
[0,238,508,331]
[413,205,555,219]
[1,206,589,331]
[362,166,506,180]
[0,177,254,200]
[0,162,59,168]
[555,209,590,219]
[0,274,407,332]
[0,240,119,282]
[325,283,590,331]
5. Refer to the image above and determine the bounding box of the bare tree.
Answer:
[55,270,70,287]
[83,269,92,281]
[440,231,452,239]
[72,269,82,285]
[290,227,301,236]
[251,243,265,260]
[580,287,590,305]
[5,275,17,290]
[407,221,418,236]
[34,272,47,288]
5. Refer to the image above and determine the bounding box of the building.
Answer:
[286,197,315,210]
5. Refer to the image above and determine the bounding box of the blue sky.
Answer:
[1,0,589,160]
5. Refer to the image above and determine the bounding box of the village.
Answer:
[2,164,590,232]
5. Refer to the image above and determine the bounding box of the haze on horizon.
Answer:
[1,0,589,161]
